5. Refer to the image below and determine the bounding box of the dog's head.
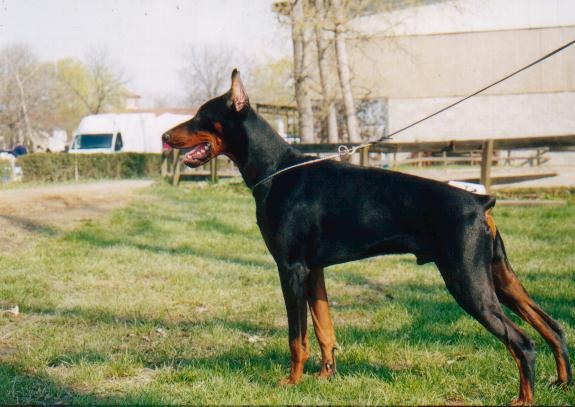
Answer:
[162,69,249,168]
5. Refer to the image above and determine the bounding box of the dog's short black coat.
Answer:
[163,70,571,404]
[257,159,495,269]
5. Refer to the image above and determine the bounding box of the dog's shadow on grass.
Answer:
[0,360,153,404]
[0,214,60,236]
[64,227,275,270]
[335,267,574,326]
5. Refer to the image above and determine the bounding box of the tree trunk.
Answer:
[332,0,360,145]
[14,70,33,147]
[291,0,315,143]
[313,0,338,144]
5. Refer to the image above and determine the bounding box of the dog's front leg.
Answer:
[278,263,310,385]
[308,268,337,378]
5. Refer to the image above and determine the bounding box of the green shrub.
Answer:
[17,152,162,182]
[0,159,13,183]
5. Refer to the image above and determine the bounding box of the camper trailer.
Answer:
[70,113,191,154]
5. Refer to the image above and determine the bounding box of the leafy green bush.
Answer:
[0,159,13,183]
[17,152,162,182]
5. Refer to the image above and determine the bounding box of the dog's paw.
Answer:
[315,371,336,380]
[278,377,300,386]
[510,397,533,406]
[549,378,573,389]
[315,362,337,380]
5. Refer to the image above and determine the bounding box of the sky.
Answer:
[0,0,290,105]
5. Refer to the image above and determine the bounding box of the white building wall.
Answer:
[343,0,575,146]
[348,25,575,99]
[351,0,575,38]
[388,91,575,142]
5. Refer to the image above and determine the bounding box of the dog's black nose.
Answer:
[162,132,171,144]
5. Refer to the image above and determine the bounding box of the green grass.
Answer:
[0,181,573,405]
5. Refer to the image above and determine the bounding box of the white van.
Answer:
[69,113,191,154]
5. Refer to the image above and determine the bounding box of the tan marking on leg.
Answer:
[493,261,571,385]
[507,344,534,405]
[308,268,337,378]
[281,306,309,385]
[281,333,309,385]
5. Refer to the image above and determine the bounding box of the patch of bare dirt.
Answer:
[0,180,153,252]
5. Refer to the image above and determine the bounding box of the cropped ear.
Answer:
[230,69,249,112]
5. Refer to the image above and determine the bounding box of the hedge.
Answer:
[17,152,162,182]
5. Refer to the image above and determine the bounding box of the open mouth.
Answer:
[182,142,212,167]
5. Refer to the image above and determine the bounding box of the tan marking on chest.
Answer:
[485,210,497,238]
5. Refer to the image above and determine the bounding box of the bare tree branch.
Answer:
[179,45,240,106]
[84,47,127,114]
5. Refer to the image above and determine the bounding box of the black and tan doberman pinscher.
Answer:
[162,70,571,405]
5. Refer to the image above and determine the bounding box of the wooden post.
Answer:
[360,146,369,167]
[171,149,180,174]
[74,154,79,181]
[161,150,169,177]
[210,158,218,184]
[480,139,494,192]
[536,148,542,166]
[172,149,181,186]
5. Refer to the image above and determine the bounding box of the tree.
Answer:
[271,0,443,149]
[179,45,241,106]
[54,59,92,134]
[0,44,57,149]
[55,47,126,115]
[85,47,126,114]
[248,57,294,105]
[331,0,360,145]
[289,0,315,143]
[0,44,127,150]
[313,0,338,143]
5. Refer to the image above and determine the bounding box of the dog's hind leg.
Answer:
[278,262,310,385]
[436,225,536,405]
[307,268,337,378]
[492,232,572,386]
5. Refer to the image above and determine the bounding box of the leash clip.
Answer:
[338,145,353,156]
[338,144,370,157]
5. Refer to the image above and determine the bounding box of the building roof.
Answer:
[126,107,197,116]
[123,91,141,99]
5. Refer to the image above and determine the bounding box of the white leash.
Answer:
[251,143,372,190]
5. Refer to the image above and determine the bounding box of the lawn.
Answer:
[0,181,573,405]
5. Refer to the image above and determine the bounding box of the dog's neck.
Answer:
[230,109,302,190]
